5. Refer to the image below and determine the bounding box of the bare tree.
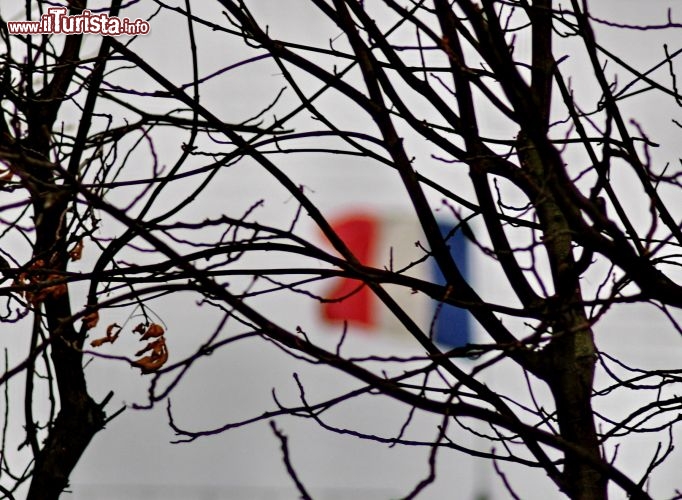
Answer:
[1,1,681,499]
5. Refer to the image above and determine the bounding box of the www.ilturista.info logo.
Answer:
[7,7,150,36]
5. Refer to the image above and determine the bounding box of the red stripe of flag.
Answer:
[322,214,377,328]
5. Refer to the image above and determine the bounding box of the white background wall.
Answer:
[1,1,681,499]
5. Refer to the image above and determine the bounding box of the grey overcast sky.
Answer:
[1,1,681,499]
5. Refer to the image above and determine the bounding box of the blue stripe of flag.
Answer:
[432,223,471,349]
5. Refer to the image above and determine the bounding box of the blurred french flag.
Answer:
[320,212,471,349]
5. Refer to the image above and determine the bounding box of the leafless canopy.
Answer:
[0,1,681,499]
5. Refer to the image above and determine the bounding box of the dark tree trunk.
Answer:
[27,401,105,500]
[18,2,109,488]
[23,175,107,500]
[546,315,606,499]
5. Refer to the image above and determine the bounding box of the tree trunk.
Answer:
[24,191,107,500]
[27,401,105,500]
[520,133,606,499]
[546,314,606,499]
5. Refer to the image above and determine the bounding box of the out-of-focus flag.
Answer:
[321,215,376,327]
[320,212,471,349]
